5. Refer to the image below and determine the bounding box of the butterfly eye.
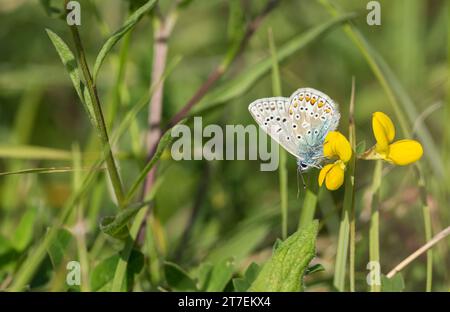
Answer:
[300,162,308,169]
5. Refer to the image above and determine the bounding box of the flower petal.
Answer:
[318,164,334,187]
[372,112,395,153]
[325,163,345,191]
[387,139,423,165]
[323,131,352,162]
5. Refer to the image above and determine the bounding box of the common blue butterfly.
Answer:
[248,87,340,171]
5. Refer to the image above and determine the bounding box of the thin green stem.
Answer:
[68,22,125,207]
[268,28,288,240]
[369,160,382,292]
[348,78,356,292]
[416,164,433,291]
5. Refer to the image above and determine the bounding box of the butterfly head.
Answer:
[297,158,322,172]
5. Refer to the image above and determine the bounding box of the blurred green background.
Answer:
[0,0,448,291]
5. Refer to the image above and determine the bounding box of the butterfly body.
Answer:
[248,87,340,171]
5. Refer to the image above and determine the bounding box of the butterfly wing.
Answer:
[248,88,340,166]
[287,88,340,158]
[248,97,301,158]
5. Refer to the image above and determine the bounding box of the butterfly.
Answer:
[248,87,340,171]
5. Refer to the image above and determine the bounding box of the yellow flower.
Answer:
[369,112,423,165]
[318,131,352,191]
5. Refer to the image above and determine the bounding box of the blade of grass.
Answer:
[347,78,357,292]
[92,0,157,82]
[0,145,72,160]
[268,28,288,240]
[333,79,357,292]
[72,144,90,292]
[369,160,382,292]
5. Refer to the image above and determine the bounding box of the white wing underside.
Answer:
[248,87,340,161]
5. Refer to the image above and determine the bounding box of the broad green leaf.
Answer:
[92,0,157,82]
[192,13,355,115]
[381,274,405,292]
[249,221,319,292]
[0,145,71,160]
[164,261,197,291]
[47,228,73,268]
[46,29,96,127]
[90,249,144,291]
[205,258,235,292]
[12,208,37,251]
[232,262,260,292]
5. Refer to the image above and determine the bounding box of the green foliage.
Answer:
[381,274,405,292]
[232,262,260,292]
[47,228,73,268]
[249,221,319,292]
[91,250,144,291]
[0,0,447,293]
[164,262,197,291]
[92,0,157,82]
[46,29,96,127]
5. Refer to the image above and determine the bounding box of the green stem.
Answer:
[416,165,433,291]
[369,161,382,292]
[268,28,288,240]
[68,23,125,207]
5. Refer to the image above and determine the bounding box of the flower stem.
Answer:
[68,22,125,207]
[268,28,288,239]
[369,160,382,292]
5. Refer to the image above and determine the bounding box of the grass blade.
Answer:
[268,28,288,239]
[92,0,157,82]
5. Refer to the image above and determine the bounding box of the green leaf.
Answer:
[46,29,96,127]
[164,261,197,291]
[12,208,37,252]
[205,258,235,292]
[125,128,176,201]
[90,249,144,291]
[272,238,282,253]
[381,274,405,292]
[305,263,325,276]
[355,140,366,155]
[47,228,73,268]
[99,201,147,240]
[0,167,76,177]
[232,262,260,292]
[0,145,71,160]
[92,0,157,82]
[249,221,319,292]
[195,262,213,291]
